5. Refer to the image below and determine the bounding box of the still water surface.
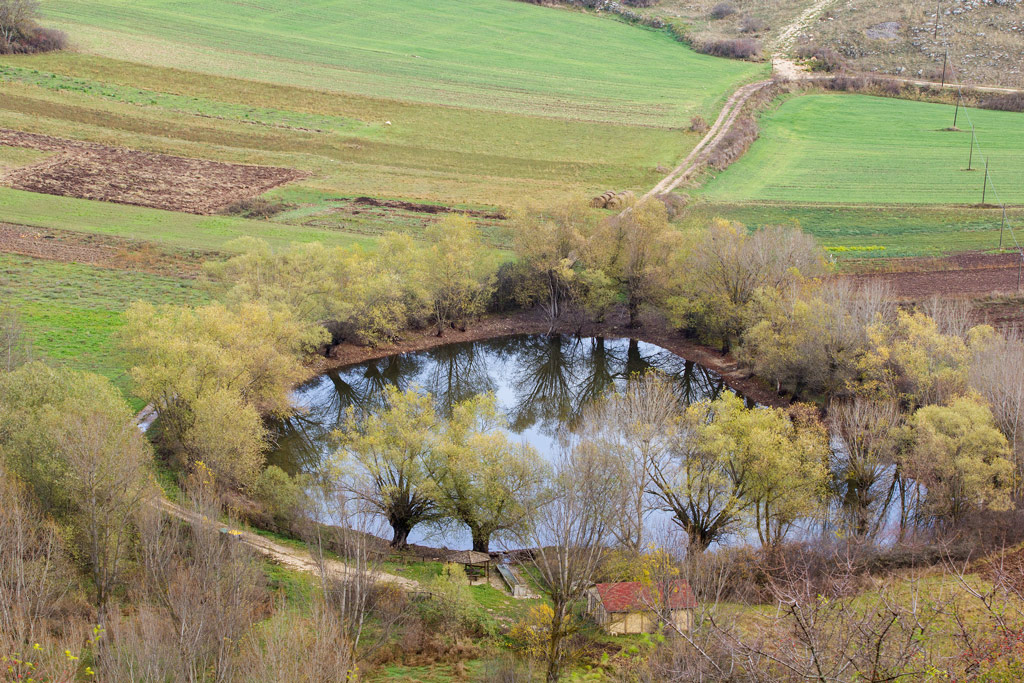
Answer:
[267,334,734,547]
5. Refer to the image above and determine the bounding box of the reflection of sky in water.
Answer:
[266,334,733,548]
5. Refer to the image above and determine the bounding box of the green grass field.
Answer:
[679,201,1024,259]
[698,94,1024,205]
[40,0,763,126]
[0,253,202,403]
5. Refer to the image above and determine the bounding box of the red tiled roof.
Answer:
[593,580,697,613]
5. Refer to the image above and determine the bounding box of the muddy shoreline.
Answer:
[314,308,788,408]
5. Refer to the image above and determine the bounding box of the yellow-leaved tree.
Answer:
[422,214,497,337]
[904,394,1013,527]
[429,393,549,552]
[122,300,327,488]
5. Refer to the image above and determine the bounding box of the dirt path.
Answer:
[153,498,420,590]
[639,79,772,202]
[636,0,838,206]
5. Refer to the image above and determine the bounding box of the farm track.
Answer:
[152,497,421,591]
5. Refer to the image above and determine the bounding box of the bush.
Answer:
[979,92,1024,113]
[709,2,736,19]
[222,197,291,219]
[739,15,769,33]
[795,44,844,72]
[253,465,308,525]
[688,115,709,133]
[697,37,761,60]
[622,0,659,5]
[417,564,496,637]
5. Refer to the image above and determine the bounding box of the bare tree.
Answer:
[574,371,679,551]
[970,330,1024,496]
[63,410,155,626]
[0,305,32,372]
[0,0,38,44]
[829,398,903,540]
[516,441,620,682]
[921,295,974,339]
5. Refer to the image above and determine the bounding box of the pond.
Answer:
[267,334,737,547]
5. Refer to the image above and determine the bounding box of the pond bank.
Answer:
[315,308,789,408]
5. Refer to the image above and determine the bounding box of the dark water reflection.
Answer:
[267,334,733,476]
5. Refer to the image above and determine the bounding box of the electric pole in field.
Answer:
[968,126,975,170]
[982,158,990,204]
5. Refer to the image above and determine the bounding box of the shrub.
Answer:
[795,44,844,72]
[688,115,709,133]
[253,465,308,525]
[622,0,659,5]
[739,15,769,33]
[222,197,291,219]
[709,2,736,19]
[979,92,1024,113]
[697,37,761,60]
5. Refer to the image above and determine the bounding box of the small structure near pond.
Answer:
[587,580,697,635]
[447,550,493,584]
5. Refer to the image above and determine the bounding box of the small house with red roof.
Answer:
[586,579,697,635]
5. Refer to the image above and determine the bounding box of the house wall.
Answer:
[604,608,693,635]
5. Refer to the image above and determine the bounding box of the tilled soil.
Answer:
[0,129,305,214]
[851,252,1024,299]
[0,222,210,277]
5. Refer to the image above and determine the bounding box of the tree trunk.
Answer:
[390,520,412,548]
[545,604,566,683]
[470,528,490,554]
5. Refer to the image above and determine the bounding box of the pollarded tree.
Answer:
[904,394,1013,527]
[422,214,497,337]
[742,402,831,549]
[430,393,549,552]
[333,386,441,547]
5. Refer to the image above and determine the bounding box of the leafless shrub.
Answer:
[708,2,736,20]
[688,115,708,133]
[920,295,974,338]
[738,15,768,34]
[0,0,66,54]
[222,197,291,220]
[696,37,761,60]
[795,44,845,72]
[706,115,758,170]
[655,192,688,221]
[109,476,266,683]
[978,92,1024,112]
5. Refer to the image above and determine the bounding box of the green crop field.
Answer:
[698,94,1024,205]
[40,0,763,126]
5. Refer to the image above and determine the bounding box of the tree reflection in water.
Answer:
[267,334,732,475]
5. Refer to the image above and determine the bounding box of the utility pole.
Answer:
[941,51,948,87]
[1018,250,1022,291]
[982,158,989,204]
[953,95,960,129]
[968,127,975,170]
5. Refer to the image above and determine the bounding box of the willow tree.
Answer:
[422,214,497,337]
[429,393,548,552]
[333,386,441,547]
[511,197,599,334]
